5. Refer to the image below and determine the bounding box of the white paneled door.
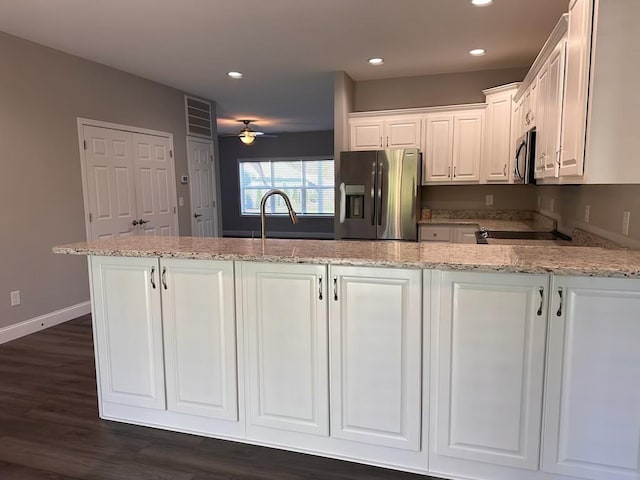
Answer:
[81,122,178,240]
[83,125,138,240]
[132,133,177,236]
[187,137,218,237]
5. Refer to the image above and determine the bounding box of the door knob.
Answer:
[193,213,202,218]
[138,219,149,225]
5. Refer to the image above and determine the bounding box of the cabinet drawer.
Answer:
[419,225,451,242]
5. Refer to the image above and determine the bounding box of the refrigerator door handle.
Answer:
[371,161,376,226]
[339,182,346,224]
[377,161,383,226]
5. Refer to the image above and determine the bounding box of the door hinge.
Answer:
[88,213,93,222]
[169,150,173,158]
[83,140,87,150]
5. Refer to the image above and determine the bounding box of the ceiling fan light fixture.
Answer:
[239,130,255,145]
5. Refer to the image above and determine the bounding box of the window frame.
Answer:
[237,156,335,218]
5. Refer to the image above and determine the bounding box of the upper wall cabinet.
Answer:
[482,84,520,183]
[349,116,421,150]
[423,108,484,184]
[521,0,640,184]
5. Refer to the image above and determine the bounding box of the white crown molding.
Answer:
[482,82,521,96]
[515,14,569,102]
[349,103,487,119]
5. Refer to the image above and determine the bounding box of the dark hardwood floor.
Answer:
[0,316,436,479]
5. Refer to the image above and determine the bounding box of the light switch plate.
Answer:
[10,290,20,307]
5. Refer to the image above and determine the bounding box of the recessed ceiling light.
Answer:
[368,57,384,66]
[471,0,493,6]
[470,48,487,56]
[227,71,243,79]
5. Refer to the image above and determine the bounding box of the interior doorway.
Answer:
[187,136,218,237]
[78,119,178,241]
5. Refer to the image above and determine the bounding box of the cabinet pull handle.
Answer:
[448,166,451,178]
[503,164,507,176]
[537,287,544,316]
[333,276,338,301]
[386,136,389,148]
[161,267,168,290]
[380,137,383,148]
[371,161,376,226]
[453,166,457,178]
[318,276,323,300]
[150,267,156,289]
[556,287,563,317]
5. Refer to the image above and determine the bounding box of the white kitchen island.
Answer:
[54,237,640,480]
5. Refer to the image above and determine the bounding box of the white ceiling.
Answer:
[0,0,567,134]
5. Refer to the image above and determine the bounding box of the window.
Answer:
[239,157,334,216]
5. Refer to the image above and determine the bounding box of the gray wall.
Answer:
[0,31,211,329]
[218,131,334,238]
[422,185,537,211]
[536,185,640,247]
[354,67,528,111]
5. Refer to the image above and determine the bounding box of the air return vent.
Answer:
[185,95,213,138]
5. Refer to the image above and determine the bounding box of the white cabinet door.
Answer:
[543,276,640,480]
[452,226,478,244]
[544,40,567,179]
[329,266,422,450]
[560,0,592,177]
[431,271,548,470]
[242,262,329,436]
[483,91,514,183]
[90,256,165,410]
[423,114,454,183]
[349,119,384,150]
[383,117,421,149]
[535,64,549,180]
[161,259,238,421]
[452,112,483,182]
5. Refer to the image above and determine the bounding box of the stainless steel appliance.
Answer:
[513,129,536,184]
[336,149,420,240]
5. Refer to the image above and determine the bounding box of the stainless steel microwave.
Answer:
[513,129,536,184]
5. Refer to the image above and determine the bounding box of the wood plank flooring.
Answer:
[0,316,437,479]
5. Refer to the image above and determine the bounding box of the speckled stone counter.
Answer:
[53,236,640,278]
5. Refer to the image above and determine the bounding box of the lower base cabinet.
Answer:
[241,262,329,436]
[430,270,550,478]
[89,256,640,480]
[543,276,640,480]
[329,266,422,451]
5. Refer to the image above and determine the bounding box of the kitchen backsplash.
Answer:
[421,185,537,211]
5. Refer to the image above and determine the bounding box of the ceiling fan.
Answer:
[230,120,277,145]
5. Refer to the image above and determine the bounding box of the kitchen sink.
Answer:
[475,230,571,244]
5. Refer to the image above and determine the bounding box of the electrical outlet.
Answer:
[622,211,631,236]
[584,205,590,223]
[10,290,20,307]
[485,194,494,206]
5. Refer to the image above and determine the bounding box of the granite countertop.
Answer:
[53,236,640,278]
[417,218,556,232]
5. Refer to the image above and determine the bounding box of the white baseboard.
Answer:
[0,301,91,345]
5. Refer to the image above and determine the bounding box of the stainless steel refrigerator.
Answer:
[335,149,420,240]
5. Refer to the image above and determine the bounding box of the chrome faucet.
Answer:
[260,189,298,240]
